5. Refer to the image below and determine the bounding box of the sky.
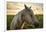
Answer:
[7,2,43,15]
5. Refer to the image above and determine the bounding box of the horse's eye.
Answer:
[30,15,32,17]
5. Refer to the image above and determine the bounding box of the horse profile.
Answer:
[10,4,39,30]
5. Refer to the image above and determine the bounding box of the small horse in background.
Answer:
[10,4,40,30]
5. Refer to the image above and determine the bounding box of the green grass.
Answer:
[7,15,14,30]
[7,15,43,30]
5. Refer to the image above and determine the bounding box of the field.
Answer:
[7,15,43,30]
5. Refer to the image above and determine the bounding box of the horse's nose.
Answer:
[34,22,39,28]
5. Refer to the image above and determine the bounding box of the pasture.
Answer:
[7,15,43,30]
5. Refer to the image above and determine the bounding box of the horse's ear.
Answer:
[24,4,28,9]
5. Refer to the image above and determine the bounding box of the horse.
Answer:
[10,4,40,30]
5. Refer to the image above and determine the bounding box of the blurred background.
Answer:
[7,2,43,15]
[7,2,43,30]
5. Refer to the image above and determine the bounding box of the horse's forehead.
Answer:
[20,8,33,15]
